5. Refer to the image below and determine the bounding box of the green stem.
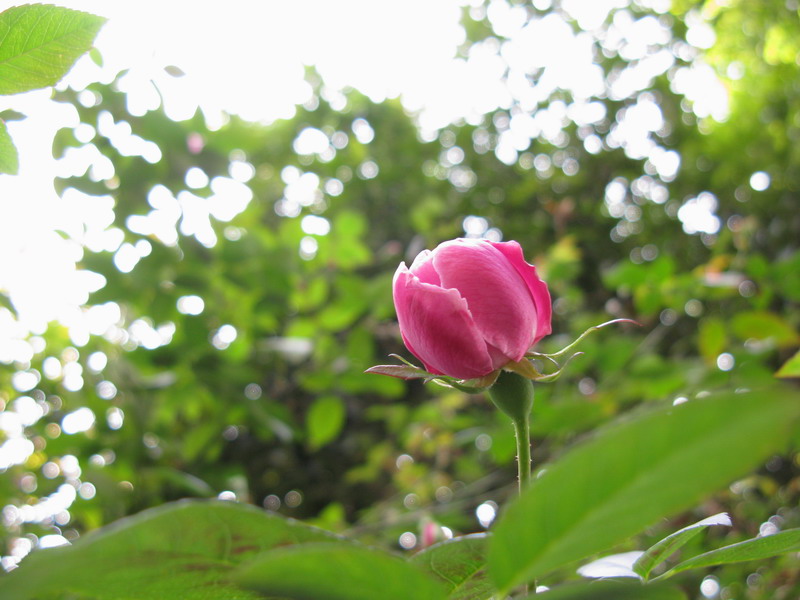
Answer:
[512,412,531,493]
[487,370,534,494]
[489,371,534,596]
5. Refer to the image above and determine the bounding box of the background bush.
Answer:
[1,1,798,597]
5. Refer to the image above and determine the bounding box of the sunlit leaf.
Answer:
[488,387,800,593]
[0,499,338,600]
[0,119,18,174]
[0,4,106,95]
[632,512,732,580]
[657,528,800,580]
[410,534,494,600]
[235,541,447,600]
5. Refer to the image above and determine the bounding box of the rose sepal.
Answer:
[526,318,640,361]
[367,319,640,388]
[365,355,501,392]
[522,351,584,383]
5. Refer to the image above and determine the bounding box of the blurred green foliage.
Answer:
[0,0,798,598]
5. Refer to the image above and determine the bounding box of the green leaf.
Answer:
[0,499,338,600]
[164,64,186,77]
[235,541,447,600]
[410,534,494,600]
[0,108,24,121]
[776,350,800,378]
[530,580,686,600]
[0,119,18,174]
[307,395,346,449]
[0,4,106,95]
[487,387,800,593]
[698,317,727,364]
[632,512,732,580]
[658,528,800,580]
[730,311,799,348]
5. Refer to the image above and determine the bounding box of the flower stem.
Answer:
[512,411,531,493]
[488,370,534,493]
[489,370,534,596]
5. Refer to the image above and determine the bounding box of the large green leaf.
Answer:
[0,119,17,174]
[658,528,800,579]
[410,534,494,600]
[632,512,732,580]
[488,387,800,593]
[0,499,339,600]
[0,4,106,95]
[234,541,447,600]
[530,580,686,599]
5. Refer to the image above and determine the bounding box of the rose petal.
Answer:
[431,239,536,362]
[408,250,441,286]
[489,240,552,345]
[393,265,494,379]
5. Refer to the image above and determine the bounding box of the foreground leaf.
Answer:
[531,580,686,599]
[235,541,447,600]
[0,119,17,174]
[0,4,106,95]
[410,534,493,600]
[658,528,800,580]
[776,350,800,378]
[488,387,800,592]
[632,512,732,580]
[0,499,338,600]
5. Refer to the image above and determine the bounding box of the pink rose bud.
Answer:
[393,239,552,380]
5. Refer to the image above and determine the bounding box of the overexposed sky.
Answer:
[47,0,478,125]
